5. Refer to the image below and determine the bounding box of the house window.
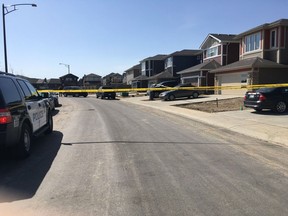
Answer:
[141,62,146,75]
[207,46,218,58]
[165,57,173,69]
[241,74,247,83]
[245,32,261,52]
[270,29,277,48]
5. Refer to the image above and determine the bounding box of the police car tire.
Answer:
[45,112,53,134]
[17,123,32,159]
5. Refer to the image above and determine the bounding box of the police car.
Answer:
[0,72,53,158]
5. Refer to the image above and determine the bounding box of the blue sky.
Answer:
[1,0,288,79]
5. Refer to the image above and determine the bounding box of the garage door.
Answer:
[217,73,248,95]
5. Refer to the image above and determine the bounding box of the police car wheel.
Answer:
[45,112,53,134]
[17,123,32,159]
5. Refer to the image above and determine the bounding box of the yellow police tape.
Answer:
[38,83,288,93]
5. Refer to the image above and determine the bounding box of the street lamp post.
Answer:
[59,63,70,74]
[2,3,37,73]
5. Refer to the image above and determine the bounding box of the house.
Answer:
[177,60,221,92]
[164,49,203,77]
[145,49,202,87]
[124,64,141,85]
[200,34,240,66]
[102,73,123,86]
[47,78,61,90]
[132,54,167,88]
[59,73,79,87]
[140,54,167,77]
[131,75,149,88]
[211,19,288,95]
[80,73,102,88]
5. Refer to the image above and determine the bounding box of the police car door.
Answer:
[17,80,46,132]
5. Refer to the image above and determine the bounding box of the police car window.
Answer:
[17,80,34,99]
[25,81,39,97]
[0,77,22,105]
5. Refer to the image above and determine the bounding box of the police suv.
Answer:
[0,72,53,158]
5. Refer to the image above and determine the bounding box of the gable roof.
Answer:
[146,71,173,80]
[167,49,203,57]
[125,64,141,72]
[85,73,101,78]
[210,57,288,73]
[200,34,239,49]
[132,75,148,81]
[103,72,122,79]
[59,73,78,79]
[140,54,167,62]
[235,19,288,39]
[210,34,238,42]
[177,60,221,74]
[48,78,61,84]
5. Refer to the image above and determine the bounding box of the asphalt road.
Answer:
[1,96,288,216]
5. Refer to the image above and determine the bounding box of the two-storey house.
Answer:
[147,50,203,86]
[201,34,240,66]
[211,19,288,95]
[177,34,239,89]
[102,73,123,86]
[132,54,167,88]
[124,64,141,85]
[59,73,79,87]
[80,73,102,88]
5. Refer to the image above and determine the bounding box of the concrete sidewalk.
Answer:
[120,94,288,147]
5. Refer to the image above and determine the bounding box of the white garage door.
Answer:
[217,72,248,95]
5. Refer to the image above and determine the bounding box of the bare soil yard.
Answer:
[176,97,250,113]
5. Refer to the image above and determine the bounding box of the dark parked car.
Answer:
[0,72,53,158]
[244,87,288,113]
[147,80,179,98]
[96,86,116,99]
[159,83,201,101]
[63,86,88,97]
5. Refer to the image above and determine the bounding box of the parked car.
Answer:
[96,86,116,99]
[63,86,88,97]
[0,72,53,158]
[50,92,60,107]
[244,87,288,113]
[40,92,55,110]
[147,80,179,98]
[159,83,201,101]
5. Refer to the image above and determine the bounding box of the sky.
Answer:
[1,0,288,79]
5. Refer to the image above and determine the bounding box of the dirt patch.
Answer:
[176,97,250,113]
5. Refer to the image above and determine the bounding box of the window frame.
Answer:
[206,46,219,58]
[244,32,261,53]
[165,57,173,69]
[270,29,277,48]
[0,77,22,105]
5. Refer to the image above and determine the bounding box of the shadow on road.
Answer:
[0,131,63,203]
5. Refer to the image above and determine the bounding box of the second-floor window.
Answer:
[165,57,173,69]
[141,62,146,75]
[245,32,261,52]
[206,46,218,58]
[270,29,277,48]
